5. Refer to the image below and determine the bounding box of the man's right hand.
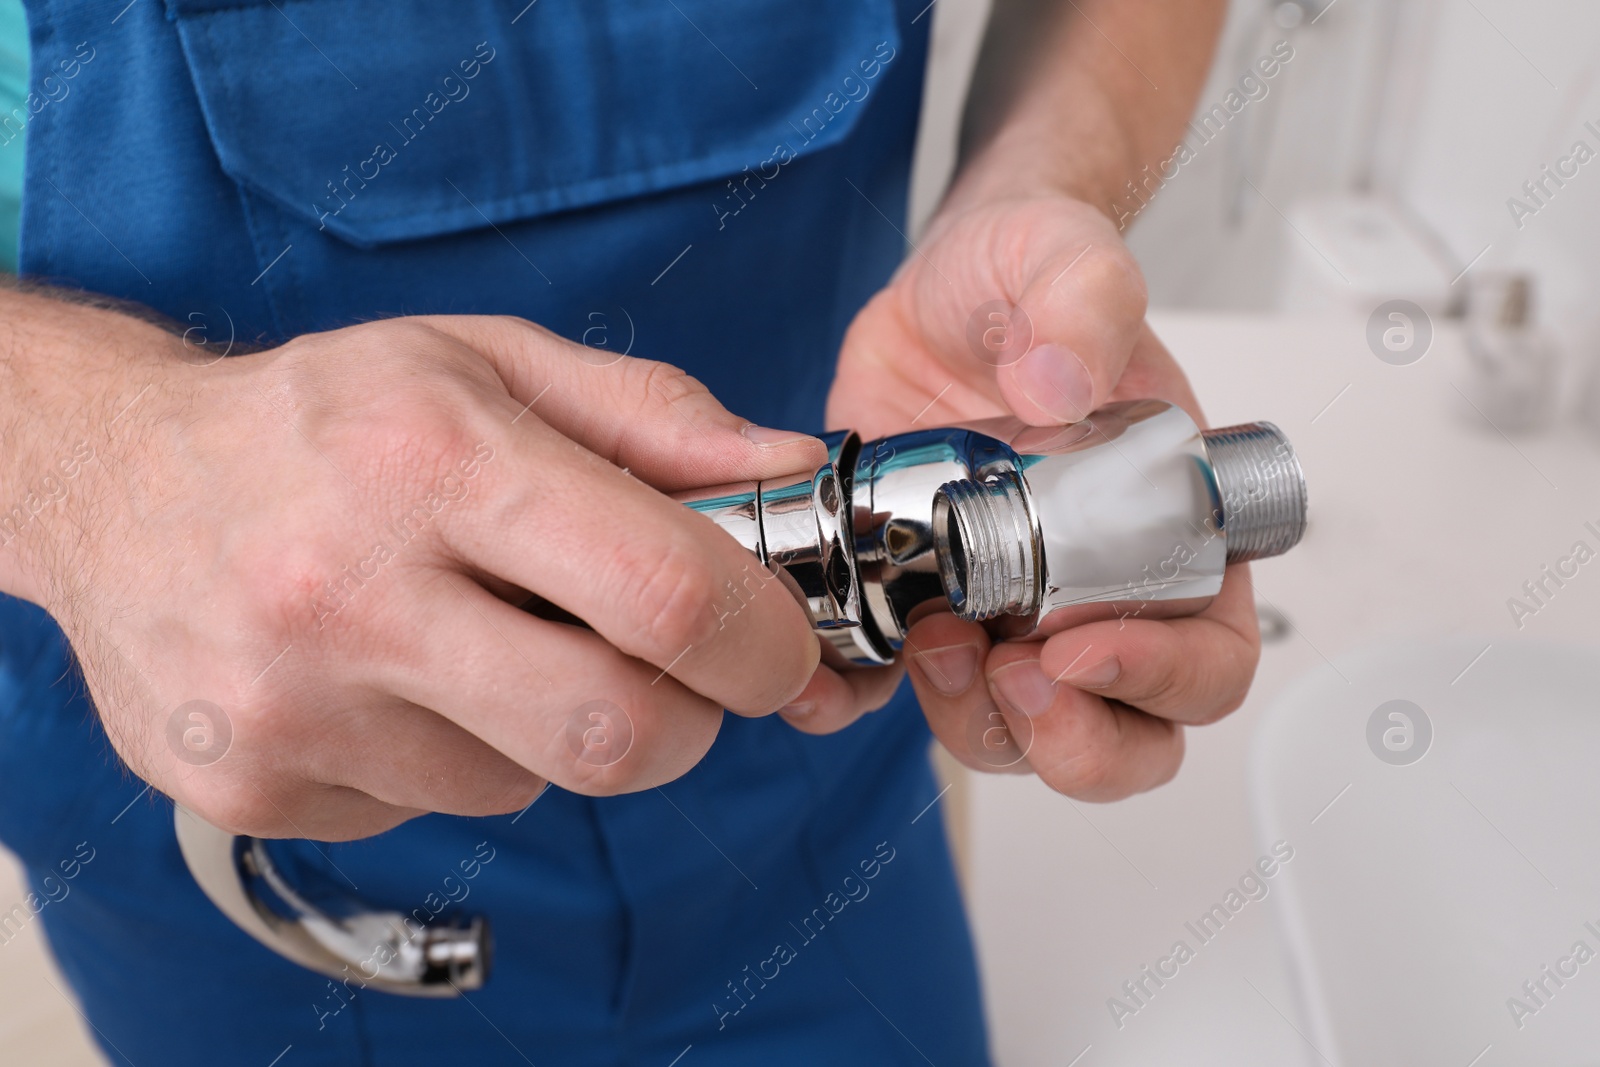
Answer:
[0,302,827,840]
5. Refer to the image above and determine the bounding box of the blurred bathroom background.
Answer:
[919,0,1600,374]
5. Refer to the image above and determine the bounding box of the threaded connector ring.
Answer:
[1200,421,1308,564]
[932,473,1039,621]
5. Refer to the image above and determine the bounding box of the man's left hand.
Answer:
[786,192,1260,802]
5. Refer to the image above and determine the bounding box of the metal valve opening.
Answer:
[932,472,1039,622]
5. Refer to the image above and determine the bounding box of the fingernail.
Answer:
[781,701,816,718]
[991,660,1058,718]
[1015,343,1094,422]
[1063,654,1121,689]
[913,644,979,696]
[743,424,817,447]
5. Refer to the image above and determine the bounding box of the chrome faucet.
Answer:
[175,398,1308,994]
[681,398,1305,656]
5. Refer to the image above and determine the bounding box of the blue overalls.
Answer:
[0,1,989,1063]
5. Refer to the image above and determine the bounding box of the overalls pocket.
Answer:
[166,0,901,248]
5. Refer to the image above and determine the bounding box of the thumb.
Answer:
[991,236,1148,426]
[415,314,828,491]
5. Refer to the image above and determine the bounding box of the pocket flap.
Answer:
[168,0,901,247]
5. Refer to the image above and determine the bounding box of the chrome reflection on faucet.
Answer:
[177,398,1308,996]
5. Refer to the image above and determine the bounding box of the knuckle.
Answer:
[465,776,547,817]
[1148,748,1182,790]
[1187,642,1258,725]
[588,359,718,464]
[231,537,376,645]
[232,546,331,641]
[194,778,290,838]
[1048,743,1119,798]
[616,539,722,660]
[563,693,719,797]
[1209,673,1254,723]
[623,361,723,446]
[1074,245,1148,317]
[561,755,635,798]
[368,399,480,479]
[1189,696,1237,727]
[1140,662,1200,719]
[631,360,707,411]
[486,313,538,334]
[1214,689,1249,722]
[272,338,488,508]
[227,695,296,753]
[362,317,441,353]
[491,313,560,348]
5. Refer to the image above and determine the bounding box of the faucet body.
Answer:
[682,399,1306,664]
[175,399,1308,995]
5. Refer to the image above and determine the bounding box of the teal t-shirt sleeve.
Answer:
[0,0,27,273]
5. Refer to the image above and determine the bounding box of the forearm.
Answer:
[0,284,181,606]
[947,0,1228,218]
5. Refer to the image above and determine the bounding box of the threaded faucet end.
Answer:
[933,473,1039,621]
[1201,421,1309,564]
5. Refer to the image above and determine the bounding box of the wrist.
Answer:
[944,0,1226,233]
[0,293,186,608]
[938,106,1138,230]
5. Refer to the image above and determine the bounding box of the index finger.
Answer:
[402,315,823,713]
[447,414,820,715]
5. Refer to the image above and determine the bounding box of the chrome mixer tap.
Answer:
[680,397,1306,660]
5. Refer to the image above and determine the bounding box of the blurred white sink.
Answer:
[1252,636,1600,1066]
